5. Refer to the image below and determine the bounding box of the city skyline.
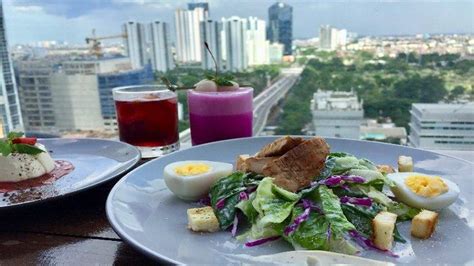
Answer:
[4,0,473,45]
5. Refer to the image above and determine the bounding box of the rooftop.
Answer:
[413,103,474,114]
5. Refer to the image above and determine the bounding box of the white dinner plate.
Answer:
[106,136,474,264]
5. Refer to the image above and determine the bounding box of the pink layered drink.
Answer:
[188,88,253,145]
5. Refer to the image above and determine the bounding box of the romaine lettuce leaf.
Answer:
[239,178,300,241]
[318,185,356,236]
[284,207,330,250]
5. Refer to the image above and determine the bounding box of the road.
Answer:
[179,67,302,145]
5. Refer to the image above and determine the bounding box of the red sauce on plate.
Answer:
[0,160,74,193]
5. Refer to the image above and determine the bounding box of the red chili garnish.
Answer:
[12,137,37,145]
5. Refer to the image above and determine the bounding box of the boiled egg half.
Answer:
[388,172,460,210]
[164,160,233,201]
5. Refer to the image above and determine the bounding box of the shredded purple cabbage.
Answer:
[349,230,399,258]
[319,175,366,187]
[246,186,257,194]
[216,198,225,209]
[239,191,248,201]
[301,199,322,214]
[326,223,332,241]
[284,207,311,236]
[198,195,211,206]
[245,236,281,247]
[231,215,238,237]
[340,196,373,207]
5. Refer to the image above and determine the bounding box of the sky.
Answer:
[3,0,474,45]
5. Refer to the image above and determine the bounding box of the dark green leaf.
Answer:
[12,144,44,155]
[328,152,351,158]
[341,203,406,243]
[209,172,263,229]
[284,207,330,250]
[316,157,336,180]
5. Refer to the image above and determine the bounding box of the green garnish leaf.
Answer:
[7,131,24,139]
[0,131,44,156]
[0,141,12,156]
[214,76,234,86]
[12,144,44,155]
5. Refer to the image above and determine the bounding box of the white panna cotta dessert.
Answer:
[0,137,56,182]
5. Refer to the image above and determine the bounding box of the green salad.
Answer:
[207,152,420,256]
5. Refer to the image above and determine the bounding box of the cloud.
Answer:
[9,0,185,18]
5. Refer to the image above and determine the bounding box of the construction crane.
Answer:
[85,29,127,58]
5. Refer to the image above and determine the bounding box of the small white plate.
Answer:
[0,138,140,209]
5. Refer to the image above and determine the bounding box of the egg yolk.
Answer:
[174,163,210,176]
[405,175,448,197]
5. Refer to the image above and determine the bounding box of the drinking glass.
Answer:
[113,85,179,158]
[188,87,253,145]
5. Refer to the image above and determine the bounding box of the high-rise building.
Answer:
[310,90,364,139]
[175,7,208,63]
[408,103,474,151]
[123,21,149,69]
[149,21,175,72]
[16,60,57,132]
[0,2,23,134]
[319,25,347,51]
[200,19,223,71]
[188,2,209,15]
[223,16,248,72]
[247,17,268,66]
[268,2,293,55]
[17,57,153,133]
[268,42,284,64]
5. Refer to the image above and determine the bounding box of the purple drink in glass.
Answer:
[188,87,253,145]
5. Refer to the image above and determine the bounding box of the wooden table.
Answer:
[0,162,156,265]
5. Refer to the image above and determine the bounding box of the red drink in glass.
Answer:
[113,85,179,157]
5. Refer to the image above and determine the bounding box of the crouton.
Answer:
[377,164,395,174]
[398,156,414,172]
[411,210,438,239]
[372,211,398,250]
[187,206,220,233]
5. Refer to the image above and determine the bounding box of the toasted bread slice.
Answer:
[236,154,251,171]
[398,156,414,172]
[236,155,277,174]
[262,137,330,192]
[256,136,304,157]
[187,206,220,233]
[372,211,397,250]
[411,210,438,239]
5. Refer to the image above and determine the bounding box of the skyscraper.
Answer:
[123,21,149,69]
[0,2,23,134]
[247,17,268,66]
[268,2,293,55]
[149,21,175,72]
[200,19,223,71]
[223,16,248,72]
[188,2,209,15]
[319,25,347,51]
[175,7,208,63]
